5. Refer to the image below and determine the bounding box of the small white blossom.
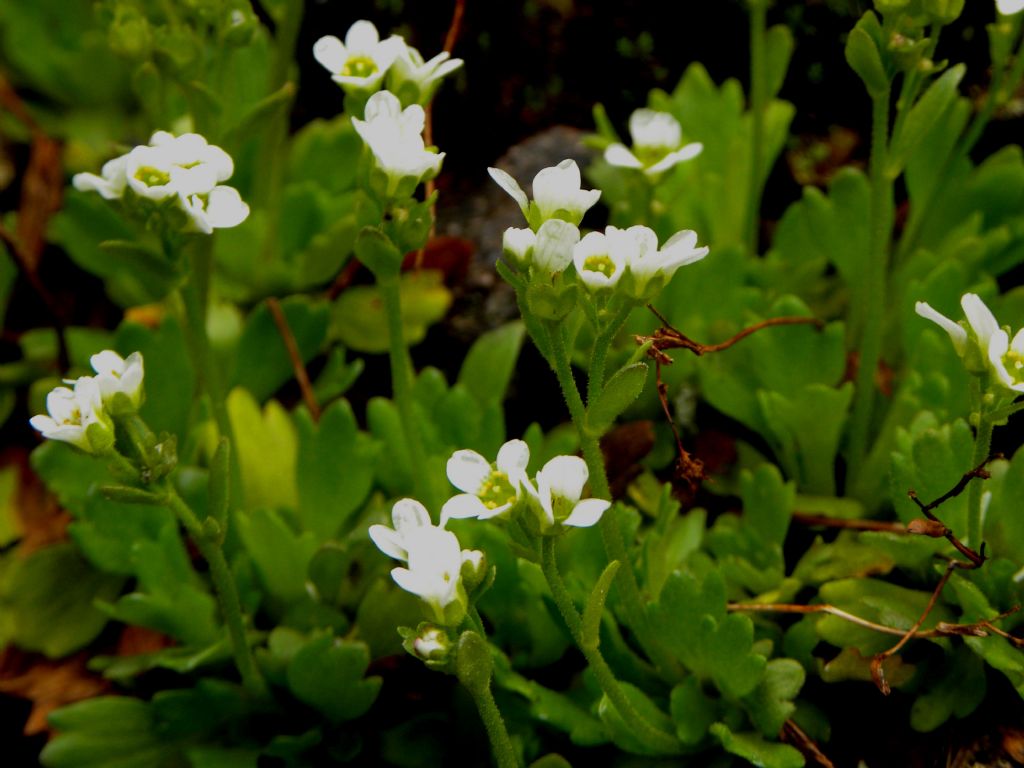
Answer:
[502,227,536,268]
[73,131,248,235]
[90,350,144,409]
[573,230,628,291]
[370,499,482,623]
[625,228,708,298]
[353,90,445,197]
[313,20,405,93]
[30,377,113,454]
[412,626,451,660]
[988,327,1024,393]
[388,45,463,105]
[524,455,611,532]
[72,156,128,200]
[915,293,1004,376]
[604,109,703,177]
[441,440,531,524]
[997,0,1024,15]
[488,159,601,228]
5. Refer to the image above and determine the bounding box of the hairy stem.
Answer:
[586,304,634,408]
[545,323,682,680]
[540,538,679,755]
[466,676,520,768]
[378,274,437,511]
[745,0,768,256]
[164,487,268,700]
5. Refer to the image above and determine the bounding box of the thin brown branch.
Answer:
[792,512,909,533]
[782,719,835,768]
[443,0,467,54]
[870,562,957,695]
[637,308,823,362]
[266,298,321,421]
[729,601,1020,644]
[907,455,998,568]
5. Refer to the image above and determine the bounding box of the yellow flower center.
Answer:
[343,55,378,78]
[478,471,516,510]
[1006,349,1024,377]
[62,407,82,426]
[583,254,617,278]
[134,166,170,187]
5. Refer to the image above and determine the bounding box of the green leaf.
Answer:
[101,523,218,646]
[367,396,413,495]
[948,576,1024,696]
[582,560,620,645]
[42,697,171,768]
[456,321,526,407]
[740,464,794,548]
[597,681,680,756]
[91,641,230,683]
[286,633,382,723]
[332,270,452,354]
[231,296,329,401]
[889,64,965,176]
[792,531,896,586]
[586,363,648,436]
[0,465,20,548]
[764,25,795,100]
[49,191,179,307]
[228,388,298,511]
[705,614,768,699]
[742,659,806,737]
[295,399,379,541]
[0,542,123,658]
[845,12,890,97]
[289,116,363,194]
[237,508,318,605]
[710,723,805,768]
[669,676,718,746]
[910,646,986,732]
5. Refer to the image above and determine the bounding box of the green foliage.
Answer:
[285,633,381,723]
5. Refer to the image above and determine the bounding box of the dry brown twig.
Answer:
[635,306,823,493]
[266,297,321,422]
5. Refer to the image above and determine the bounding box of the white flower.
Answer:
[573,230,627,291]
[533,219,581,274]
[524,455,611,532]
[353,90,445,197]
[488,159,601,228]
[313,20,405,92]
[30,377,113,453]
[370,498,482,623]
[179,186,250,234]
[604,109,703,177]
[388,45,463,105]
[988,327,1024,393]
[441,440,531,524]
[72,156,128,200]
[997,0,1024,15]
[124,131,233,200]
[915,293,1003,375]
[90,350,144,408]
[412,627,450,660]
[74,131,248,236]
[625,228,708,297]
[502,227,536,268]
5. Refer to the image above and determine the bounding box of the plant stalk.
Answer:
[745,0,768,256]
[466,677,520,768]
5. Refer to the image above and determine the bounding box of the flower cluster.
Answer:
[916,293,1024,394]
[30,351,144,454]
[604,109,703,178]
[314,20,462,105]
[369,499,484,625]
[441,439,611,534]
[491,159,708,300]
[72,132,249,235]
[370,439,611,622]
[353,90,445,200]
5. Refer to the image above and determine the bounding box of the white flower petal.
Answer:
[961,293,1000,350]
[997,0,1024,15]
[392,498,433,532]
[440,494,489,526]
[345,20,381,52]
[988,329,1021,391]
[495,439,530,477]
[488,167,530,216]
[539,455,588,504]
[915,301,968,354]
[446,450,491,493]
[646,143,703,175]
[369,523,408,560]
[534,219,580,273]
[205,186,250,228]
[604,143,643,169]
[563,498,611,528]
[629,109,682,150]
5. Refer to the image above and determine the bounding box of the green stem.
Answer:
[586,304,634,408]
[545,323,682,681]
[164,486,268,701]
[540,538,680,755]
[466,678,520,768]
[847,85,894,483]
[966,409,995,549]
[378,274,436,511]
[746,0,768,256]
